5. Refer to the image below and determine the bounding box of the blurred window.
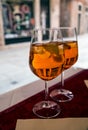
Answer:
[78,5,82,11]
[85,7,88,12]
[2,0,34,44]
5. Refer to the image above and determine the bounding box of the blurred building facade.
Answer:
[0,0,88,46]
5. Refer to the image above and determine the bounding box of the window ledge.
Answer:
[0,67,83,112]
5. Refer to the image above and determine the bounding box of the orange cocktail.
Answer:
[30,41,64,80]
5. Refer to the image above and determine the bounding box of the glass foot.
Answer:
[33,100,61,118]
[50,89,74,102]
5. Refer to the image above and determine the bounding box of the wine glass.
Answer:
[50,27,78,102]
[29,28,64,118]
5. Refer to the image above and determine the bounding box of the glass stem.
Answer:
[45,81,48,101]
[61,71,64,87]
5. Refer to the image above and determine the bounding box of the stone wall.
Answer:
[60,0,71,27]
[50,0,60,28]
[0,1,5,46]
[60,0,88,34]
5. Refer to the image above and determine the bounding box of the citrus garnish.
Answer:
[64,43,71,49]
[43,42,59,56]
